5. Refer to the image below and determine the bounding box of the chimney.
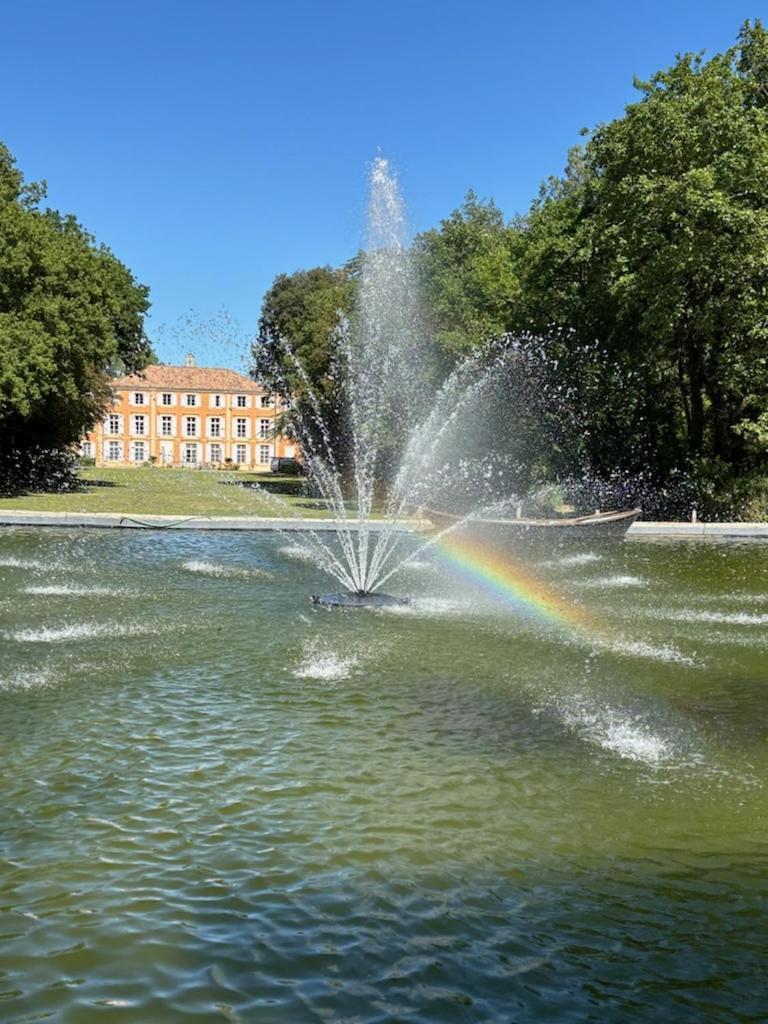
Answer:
[185,352,196,368]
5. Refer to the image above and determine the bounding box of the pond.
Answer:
[1,527,766,1022]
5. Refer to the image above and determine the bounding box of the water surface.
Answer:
[1,528,766,1022]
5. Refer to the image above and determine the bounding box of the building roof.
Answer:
[113,364,266,393]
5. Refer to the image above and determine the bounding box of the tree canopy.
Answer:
[252,264,354,464]
[516,19,768,489]
[254,265,353,398]
[413,191,522,358]
[0,142,151,486]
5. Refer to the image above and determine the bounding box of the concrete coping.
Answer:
[0,509,767,536]
[0,510,424,532]
[627,521,768,538]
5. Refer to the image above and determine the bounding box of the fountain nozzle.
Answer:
[310,592,409,610]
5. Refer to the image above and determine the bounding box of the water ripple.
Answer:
[0,529,766,1023]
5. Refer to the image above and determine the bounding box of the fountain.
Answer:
[260,156,517,608]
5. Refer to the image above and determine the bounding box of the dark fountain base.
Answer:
[311,592,409,610]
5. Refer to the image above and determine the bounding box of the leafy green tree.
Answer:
[252,264,354,461]
[515,20,768,493]
[414,192,522,359]
[0,142,151,487]
[510,151,648,478]
[254,265,353,394]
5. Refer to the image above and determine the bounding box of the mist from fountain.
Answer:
[263,156,518,599]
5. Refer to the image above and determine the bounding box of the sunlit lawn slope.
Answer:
[0,467,329,518]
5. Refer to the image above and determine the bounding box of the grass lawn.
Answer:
[0,466,331,518]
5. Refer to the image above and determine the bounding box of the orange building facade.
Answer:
[81,357,296,469]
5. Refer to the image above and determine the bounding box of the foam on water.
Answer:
[538,692,757,786]
[661,609,768,626]
[579,575,646,589]
[602,638,698,667]
[712,591,768,605]
[293,639,359,681]
[24,584,122,597]
[181,559,272,580]
[7,622,157,643]
[539,552,602,568]
[277,544,320,564]
[545,695,675,766]
[694,631,768,650]
[0,556,47,570]
[0,667,53,691]
[565,707,670,764]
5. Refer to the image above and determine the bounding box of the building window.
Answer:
[259,444,271,464]
[236,394,247,408]
[184,394,197,407]
[106,441,122,461]
[160,415,173,436]
[259,418,271,439]
[235,443,247,464]
[108,414,121,435]
[259,395,273,408]
[235,417,247,438]
[212,394,223,408]
[132,415,146,435]
[131,441,147,462]
[184,444,198,464]
[209,417,222,438]
[209,443,222,463]
[159,441,173,464]
[80,441,93,457]
[133,392,145,405]
[185,416,198,437]
[161,393,173,406]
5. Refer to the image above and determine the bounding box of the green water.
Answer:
[1,527,766,1022]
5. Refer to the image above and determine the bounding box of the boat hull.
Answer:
[423,508,641,543]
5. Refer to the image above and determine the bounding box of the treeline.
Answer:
[0,143,151,491]
[254,21,768,517]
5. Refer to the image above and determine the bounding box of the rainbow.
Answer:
[431,530,595,634]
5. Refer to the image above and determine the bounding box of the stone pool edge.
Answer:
[0,510,767,537]
[0,511,420,532]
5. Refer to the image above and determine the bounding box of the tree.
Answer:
[414,192,522,360]
[514,21,768,493]
[252,264,354,461]
[254,265,354,394]
[0,142,151,488]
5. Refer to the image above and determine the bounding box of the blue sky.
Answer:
[1,0,760,369]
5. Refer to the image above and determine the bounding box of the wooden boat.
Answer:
[422,507,641,541]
